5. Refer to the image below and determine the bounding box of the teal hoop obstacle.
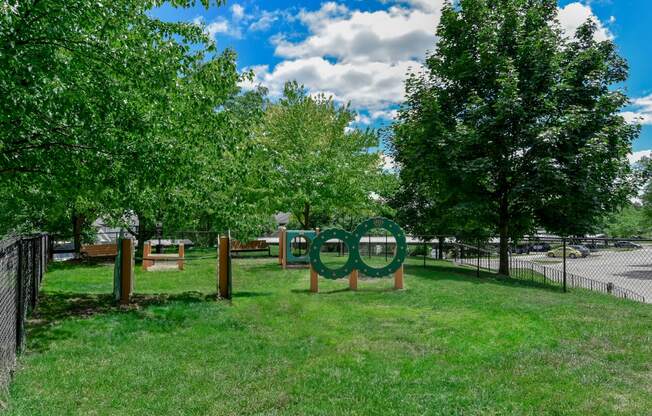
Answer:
[309,217,407,279]
[285,230,316,264]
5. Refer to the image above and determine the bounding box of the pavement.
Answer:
[519,248,652,303]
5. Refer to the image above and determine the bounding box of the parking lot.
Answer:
[521,248,652,303]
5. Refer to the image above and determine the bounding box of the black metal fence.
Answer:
[311,233,650,304]
[50,230,221,259]
[443,237,649,303]
[0,234,48,388]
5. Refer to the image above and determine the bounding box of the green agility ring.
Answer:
[353,218,407,277]
[309,218,407,279]
[309,228,358,279]
[285,230,316,264]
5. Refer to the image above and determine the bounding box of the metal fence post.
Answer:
[15,240,24,353]
[562,238,567,293]
[423,240,426,268]
[476,240,480,278]
[385,231,388,262]
[31,238,37,310]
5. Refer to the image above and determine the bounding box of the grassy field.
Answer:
[2,252,652,415]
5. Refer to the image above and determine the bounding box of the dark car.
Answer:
[569,244,590,257]
[529,242,551,252]
[614,241,643,249]
[510,245,531,255]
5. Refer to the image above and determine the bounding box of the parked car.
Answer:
[582,242,599,250]
[529,242,551,252]
[614,241,643,249]
[510,245,531,255]
[546,246,583,259]
[569,245,590,257]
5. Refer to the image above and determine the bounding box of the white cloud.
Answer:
[192,16,234,39]
[355,114,372,125]
[371,109,399,121]
[231,4,245,21]
[247,57,419,110]
[274,3,440,64]
[381,153,396,171]
[558,2,613,41]
[249,10,283,32]
[628,150,652,164]
[622,94,652,126]
[245,2,442,111]
[246,1,614,119]
[206,20,229,38]
[621,111,652,125]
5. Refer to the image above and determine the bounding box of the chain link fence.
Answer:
[0,234,48,388]
[446,237,648,303]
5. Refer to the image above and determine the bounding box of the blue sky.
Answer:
[153,0,652,160]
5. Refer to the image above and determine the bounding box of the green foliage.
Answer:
[602,204,650,238]
[257,81,383,230]
[0,0,271,241]
[391,0,639,274]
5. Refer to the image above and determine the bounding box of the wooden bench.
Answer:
[80,243,118,259]
[142,242,185,271]
[231,240,271,257]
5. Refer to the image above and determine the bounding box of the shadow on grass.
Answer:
[232,291,272,298]
[46,261,109,272]
[282,261,563,296]
[290,287,350,295]
[26,291,222,353]
[405,263,564,294]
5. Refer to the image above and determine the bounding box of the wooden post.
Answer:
[349,269,358,291]
[143,242,152,271]
[394,265,404,290]
[310,264,319,293]
[279,227,285,267]
[215,244,222,294]
[120,238,134,305]
[178,243,185,271]
[218,235,230,299]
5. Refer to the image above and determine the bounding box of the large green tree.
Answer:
[257,82,383,230]
[391,0,639,275]
[1,0,271,245]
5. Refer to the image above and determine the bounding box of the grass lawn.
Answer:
[3,252,652,415]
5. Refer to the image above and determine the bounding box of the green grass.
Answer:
[3,254,652,415]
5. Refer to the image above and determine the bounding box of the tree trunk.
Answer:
[72,213,85,257]
[303,203,311,230]
[438,236,444,260]
[498,202,510,276]
[135,213,150,264]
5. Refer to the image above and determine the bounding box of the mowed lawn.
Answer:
[3,253,652,415]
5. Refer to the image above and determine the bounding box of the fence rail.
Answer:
[0,234,48,388]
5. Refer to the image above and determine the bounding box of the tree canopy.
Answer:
[0,0,271,243]
[256,82,385,230]
[391,0,639,274]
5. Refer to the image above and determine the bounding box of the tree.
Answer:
[257,82,382,230]
[602,204,650,238]
[391,0,639,275]
[0,0,272,245]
